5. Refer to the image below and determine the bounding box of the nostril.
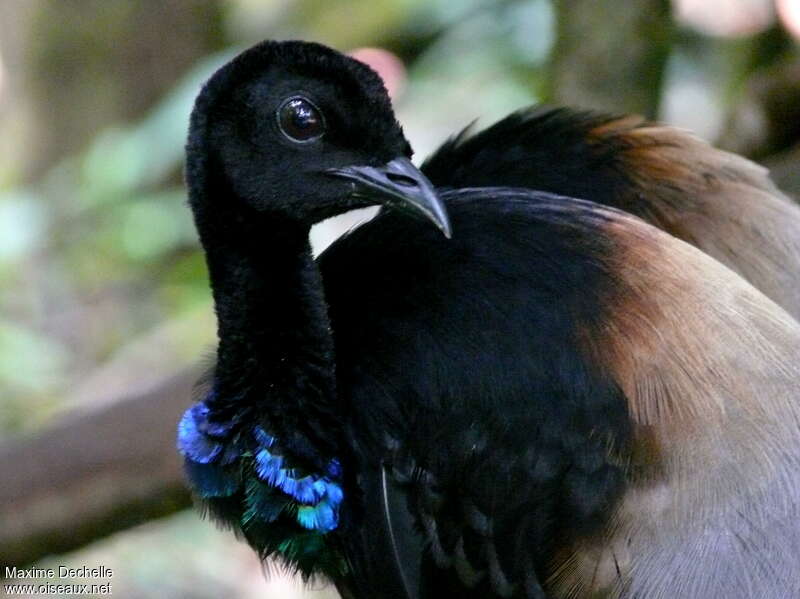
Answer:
[386,172,418,187]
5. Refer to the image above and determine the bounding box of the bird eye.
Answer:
[277,97,325,143]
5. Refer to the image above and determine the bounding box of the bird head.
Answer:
[186,40,450,239]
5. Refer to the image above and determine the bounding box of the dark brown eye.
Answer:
[277,97,325,142]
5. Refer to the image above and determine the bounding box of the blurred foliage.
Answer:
[0,52,233,431]
[0,0,797,597]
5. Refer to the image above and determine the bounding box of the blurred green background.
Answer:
[0,0,798,597]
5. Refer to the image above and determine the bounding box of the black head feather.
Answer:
[186,40,412,238]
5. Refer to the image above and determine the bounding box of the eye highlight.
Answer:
[277,96,325,143]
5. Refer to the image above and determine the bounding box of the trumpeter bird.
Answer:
[178,40,800,598]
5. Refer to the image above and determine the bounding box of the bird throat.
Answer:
[204,217,339,440]
[179,213,348,577]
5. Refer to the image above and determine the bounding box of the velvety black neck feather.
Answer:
[188,160,340,457]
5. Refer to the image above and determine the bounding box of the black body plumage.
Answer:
[180,40,800,599]
[320,192,634,598]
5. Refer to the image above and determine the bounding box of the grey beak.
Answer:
[327,157,451,238]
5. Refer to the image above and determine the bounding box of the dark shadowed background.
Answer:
[1,0,798,597]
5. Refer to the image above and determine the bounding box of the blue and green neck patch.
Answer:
[177,397,346,577]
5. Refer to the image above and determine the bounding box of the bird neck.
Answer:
[200,209,340,454]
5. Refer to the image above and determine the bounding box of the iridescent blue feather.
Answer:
[243,480,290,523]
[177,405,223,464]
[179,400,345,539]
[254,448,284,482]
[253,426,276,448]
[184,460,239,497]
[277,474,323,505]
[297,501,337,532]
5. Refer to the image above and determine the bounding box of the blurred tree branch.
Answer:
[714,29,800,198]
[718,56,800,152]
[547,0,673,118]
[0,369,198,567]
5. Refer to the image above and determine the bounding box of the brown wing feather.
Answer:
[553,208,800,598]
[588,116,800,321]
